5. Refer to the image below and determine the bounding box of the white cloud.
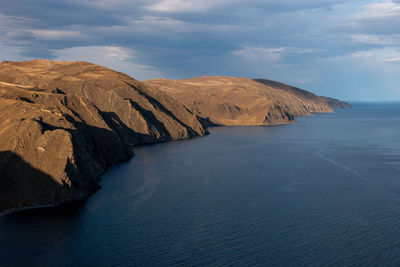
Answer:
[93,15,244,39]
[81,0,219,13]
[102,46,132,61]
[232,45,323,62]
[349,34,400,46]
[347,1,400,35]
[53,46,162,80]
[385,57,400,62]
[145,0,212,13]
[232,46,285,62]
[144,0,348,13]
[343,1,400,38]
[126,16,191,32]
[354,2,400,20]
[1,0,400,100]
[29,29,85,40]
[350,47,400,63]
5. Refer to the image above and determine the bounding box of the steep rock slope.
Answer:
[0,59,207,214]
[254,79,350,109]
[146,76,334,126]
[322,96,351,109]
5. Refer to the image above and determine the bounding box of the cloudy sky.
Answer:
[1,0,400,101]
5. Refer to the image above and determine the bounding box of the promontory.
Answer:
[0,59,349,215]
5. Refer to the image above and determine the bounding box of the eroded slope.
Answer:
[254,79,350,110]
[146,76,334,126]
[0,59,207,214]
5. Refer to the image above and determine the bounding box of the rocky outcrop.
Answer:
[254,79,350,109]
[0,60,350,214]
[145,76,334,126]
[0,59,207,214]
[322,96,351,109]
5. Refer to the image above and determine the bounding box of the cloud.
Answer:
[385,57,400,63]
[354,1,400,20]
[318,45,400,100]
[232,46,286,62]
[347,1,400,35]
[126,16,192,33]
[29,29,85,40]
[232,45,323,62]
[101,46,132,61]
[53,46,162,80]
[349,34,400,46]
[350,47,400,64]
[145,0,212,13]
[0,46,33,61]
[0,0,400,100]
[145,0,349,13]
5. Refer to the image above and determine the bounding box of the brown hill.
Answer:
[0,60,349,214]
[322,96,351,109]
[145,76,334,126]
[254,79,350,109]
[0,59,207,214]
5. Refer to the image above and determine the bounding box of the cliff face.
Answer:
[254,79,350,110]
[322,97,351,109]
[253,79,332,112]
[0,59,207,214]
[145,76,334,126]
[0,60,349,214]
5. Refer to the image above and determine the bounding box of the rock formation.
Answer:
[145,76,337,126]
[0,59,207,214]
[322,96,351,109]
[253,78,350,109]
[0,60,350,214]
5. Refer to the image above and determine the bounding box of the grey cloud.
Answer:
[0,0,399,100]
[346,1,400,35]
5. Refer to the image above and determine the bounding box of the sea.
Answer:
[1,102,400,266]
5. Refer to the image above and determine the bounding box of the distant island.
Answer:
[0,59,349,215]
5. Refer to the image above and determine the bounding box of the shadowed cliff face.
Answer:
[145,76,335,126]
[0,60,349,214]
[0,151,65,213]
[0,59,206,142]
[0,59,207,214]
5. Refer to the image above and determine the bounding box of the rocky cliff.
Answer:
[0,60,350,215]
[145,76,335,126]
[322,96,351,109]
[254,78,350,109]
[0,59,207,214]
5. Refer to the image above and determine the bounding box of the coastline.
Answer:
[0,60,350,217]
[0,110,335,217]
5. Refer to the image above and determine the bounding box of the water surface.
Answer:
[1,103,400,266]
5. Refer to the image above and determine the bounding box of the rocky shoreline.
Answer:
[0,59,350,215]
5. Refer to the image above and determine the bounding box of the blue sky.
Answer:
[1,0,400,101]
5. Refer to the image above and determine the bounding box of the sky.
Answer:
[1,0,400,101]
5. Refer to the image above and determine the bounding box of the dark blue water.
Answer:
[1,103,400,266]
